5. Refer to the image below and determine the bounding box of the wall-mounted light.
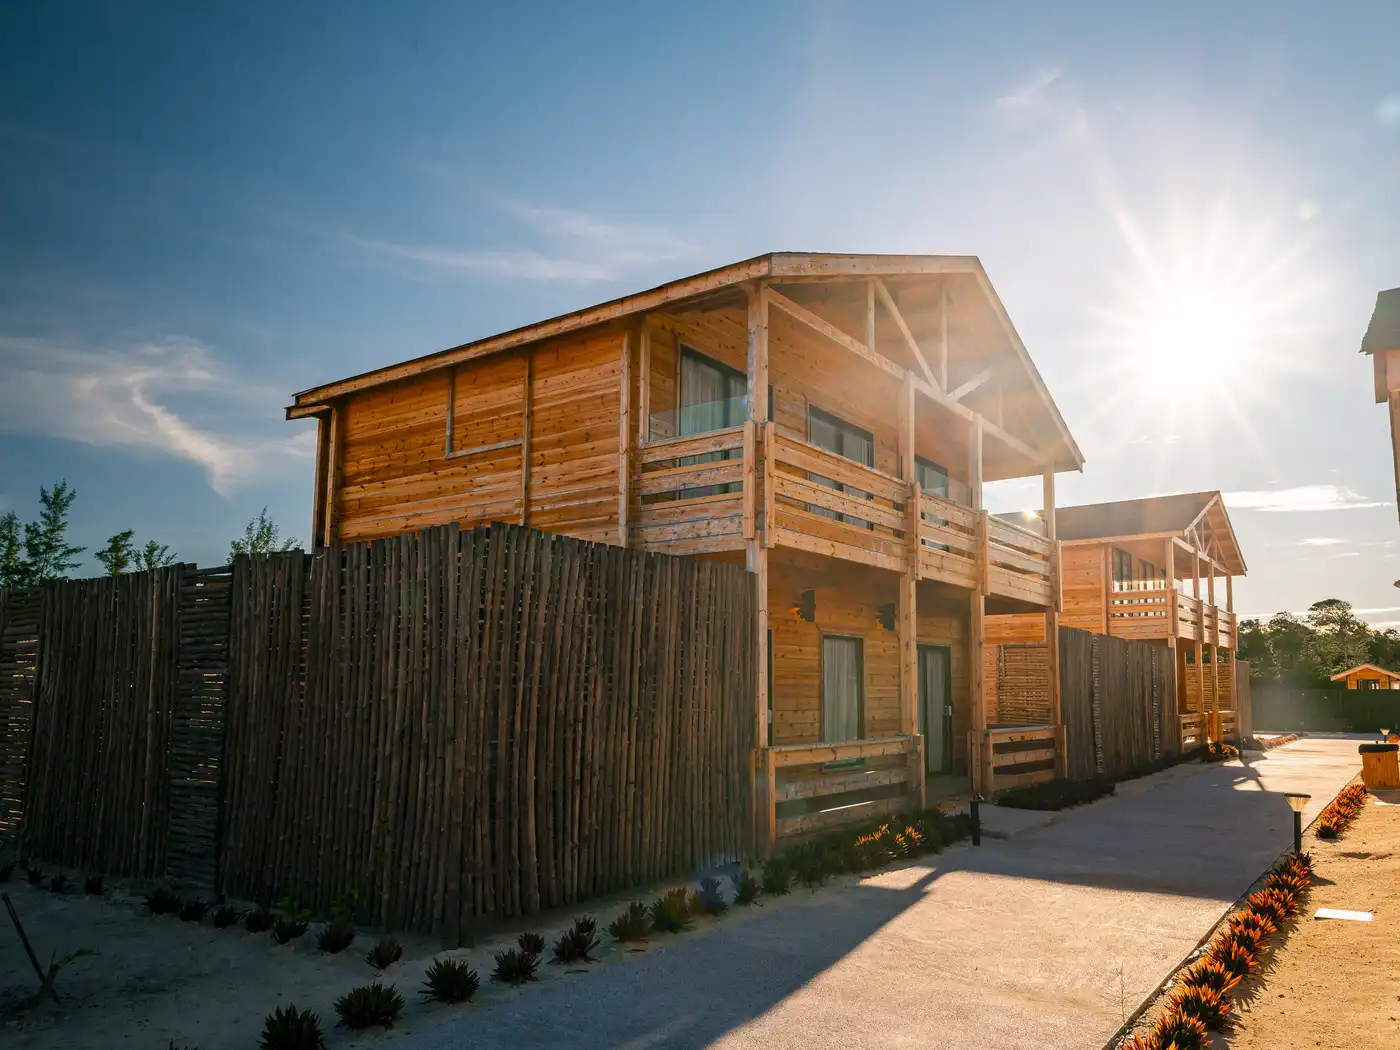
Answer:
[792,590,816,623]
[876,602,896,632]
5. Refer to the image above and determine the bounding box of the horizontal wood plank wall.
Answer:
[18,567,186,877]
[1060,544,1108,633]
[336,328,625,546]
[219,522,754,940]
[0,587,43,849]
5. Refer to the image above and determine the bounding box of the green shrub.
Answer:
[517,931,545,956]
[993,777,1114,811]
[244,906,275,933]
[258,1003,326,1050]
[553,916,601,963]
[734,870,760,906]
[491,948,539,984]
[365,937,403,970]
[333,982,404,1029]
[145,887,181,915]
[316,921,356,954]
[272,917,309,945]
[649,888,694,933]
[690,877,728,916]
[760,860,792,896]
[607,901,651,941]
[179,898,209,922]
[211,905,243,928]
[421,958,479,1003]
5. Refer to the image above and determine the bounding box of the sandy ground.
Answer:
[0,869,790,1050]
[1225,787,1400,1050]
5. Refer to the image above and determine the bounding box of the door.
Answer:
[821,635,864,743]
[919,644,953,774]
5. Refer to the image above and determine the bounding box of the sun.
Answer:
[1124,278,1259,389]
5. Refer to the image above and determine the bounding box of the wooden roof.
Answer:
[1330,663,1400,682]
[286,252,1084,471]
[1052,491,1247,575]
[1361,288,1400,355]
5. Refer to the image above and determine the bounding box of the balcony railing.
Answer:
[633,424,751,555]
[1107,589,1237,647]
[985,516,1055,606]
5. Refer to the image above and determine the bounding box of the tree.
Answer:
[0,512,24,589]
[95,530,178,575]
[1304,598,1370,679]
[94,530,136,576]
[0,482,85,588]
[229,507,301,561]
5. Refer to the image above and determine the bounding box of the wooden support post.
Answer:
[520,351,533,527]
[866,279,877,353]
[897,371,919,799]
[1103,544,1113,636]
[1192,549,1202,730]
[312,413,329,548]
[636,327,650,449]
[323,404,342,548]
[970,588,985,794]
[746,285,771,847]
[939,282,949,392]
[618,331,632,546]
[742,420,756,541]
[764,747,777,858]
[1043,466,1063,774]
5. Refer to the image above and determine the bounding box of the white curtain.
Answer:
[920,646,950,773]
[822,636,862,743]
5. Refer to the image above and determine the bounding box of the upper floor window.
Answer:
[914,455,974,508]
[1111,548,1134,592]
[679,346,746,436]
[807,406,874,527]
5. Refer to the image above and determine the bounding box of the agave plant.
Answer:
[1207,937,1256,980]
[606,901,651,942]
[145,887,182,915]
[1245,888,1292,924]
[1179,957,1241,996]
[1149,1008,1208,1050]
[760,860,792,896]
[365,937,404,970]
[649,888,694,934]
[734,870,760,906]
[48,873,68,894]
[421,957,480,1003]
[553,916,601,963]
[690,877,728,917]
[244,906,275,933]
[1228,910,1277,940]
[795,852,828,889]
[333,981,404,1029]
[258,1003,326,1050]
[272,917,310,945]
[180,897,210,923]
[517,930,546,957]
[24,864,44,886]
[211,904,243,929]
[1168,981,1234,1032]
[491,947,539,985]
[83,874,103,896]
[316,920,356,954]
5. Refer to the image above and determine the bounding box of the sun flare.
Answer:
[1125,280,1259,387]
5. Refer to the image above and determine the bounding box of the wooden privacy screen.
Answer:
[219,522,754,941]
[1058,627,1177,782]
[0,523,753,942]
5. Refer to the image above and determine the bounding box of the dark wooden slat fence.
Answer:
[0,522,755,942]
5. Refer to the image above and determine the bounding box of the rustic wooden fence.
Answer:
[0,522,755,941]
[1253,685,1400,734]
[1059,627,1177,781]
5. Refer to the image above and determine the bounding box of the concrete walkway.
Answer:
[393,738,1360,1050]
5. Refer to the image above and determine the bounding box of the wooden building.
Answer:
[286,252,1084,849]
[1330,663,1400,690]
[985,491,1246,748]
[1362,287,1400,521]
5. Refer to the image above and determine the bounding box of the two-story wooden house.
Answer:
[286,253,1084,848]
[986,491,1246,747]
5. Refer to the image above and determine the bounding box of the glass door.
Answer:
[918,644,952,774]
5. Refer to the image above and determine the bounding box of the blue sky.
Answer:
[2,2,1399,622]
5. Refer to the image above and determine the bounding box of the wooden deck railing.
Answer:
[972,725,1058,795]
[1106,589,1238,647]
[766,430,911,573]
[633,425,751,555]
[917,491,980,589]
[985,516,1055,606]
[760,735,921,848]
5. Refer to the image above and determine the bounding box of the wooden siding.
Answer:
[336,328,623,544]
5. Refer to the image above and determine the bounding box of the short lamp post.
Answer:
[1284,793,1311,854]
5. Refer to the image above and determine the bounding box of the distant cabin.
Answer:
[1330,663,1400,690]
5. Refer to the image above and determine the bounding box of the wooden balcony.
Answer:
[633,423,1057,608]
[1105,587,1237,648]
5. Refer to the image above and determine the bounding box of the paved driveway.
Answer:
[392,738,1360,1050]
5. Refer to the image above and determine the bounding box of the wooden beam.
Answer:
[939,282,949,391]
[949,368,994,403]
[521,351,533,527]
[865,279,876,352]
[874,277,938,390]
[636,326,650,448]
[286,402,332,421]
[445,367,456,453]
[969,588,986,792]
[747,283,771,769]
[898,557,918,737]
[618,331,632,546]
[1165,536,1178,640]
[1043,466,1062,774]
[1226,573,1233,615]
[899,372,916,482]
[969,413,984,511]
[765,286,905,382]
[311,414,329,548]
[324,404,342,548]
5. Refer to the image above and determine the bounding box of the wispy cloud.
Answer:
[0,334,312,496]
[350,199,698,284]
[1298,537,1347,546]
[1224,484,1393,512]
[996,68,1063,113]
[1379,96,1400,126]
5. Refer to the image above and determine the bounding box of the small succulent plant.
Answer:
[1245,888,1292,924]
[1148,1009,1208,1050]
[690,877,728,917]
[552,916,601,963]
[145,887,182,915]
[760,860,791,896]
[48,873,68,893]
[25,864,44,886]
[1207,937,1255,980]
[333,981,404,1029]
[180,897,210,922]
[1227,910,1277,939]
[517,931,545,957]
[795,852,828,889]
[1179,957,1242,996]
[272,917,310,945]
[244,906,275,933]
[491,947,539,985]
[365,937,403,970]
[211,904,243,928]
[606,901,651,942]
[258,1003,326,1050]
[83,874,103,895]
[315,920,356,954]
[734,870,760,906]
[649,888,693,934]
[1168,981,1234,1033]
[421,957,480,1003]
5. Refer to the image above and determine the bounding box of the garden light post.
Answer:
[970,794,982,846]
[1284,792,1310,854]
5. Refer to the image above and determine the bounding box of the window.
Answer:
[1358,677,1379,690]
[807,406,874,527]
[678,347,745,496]
[1140,561,1156,590]
[821,635,864,743]
[1111,548,1134,592]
